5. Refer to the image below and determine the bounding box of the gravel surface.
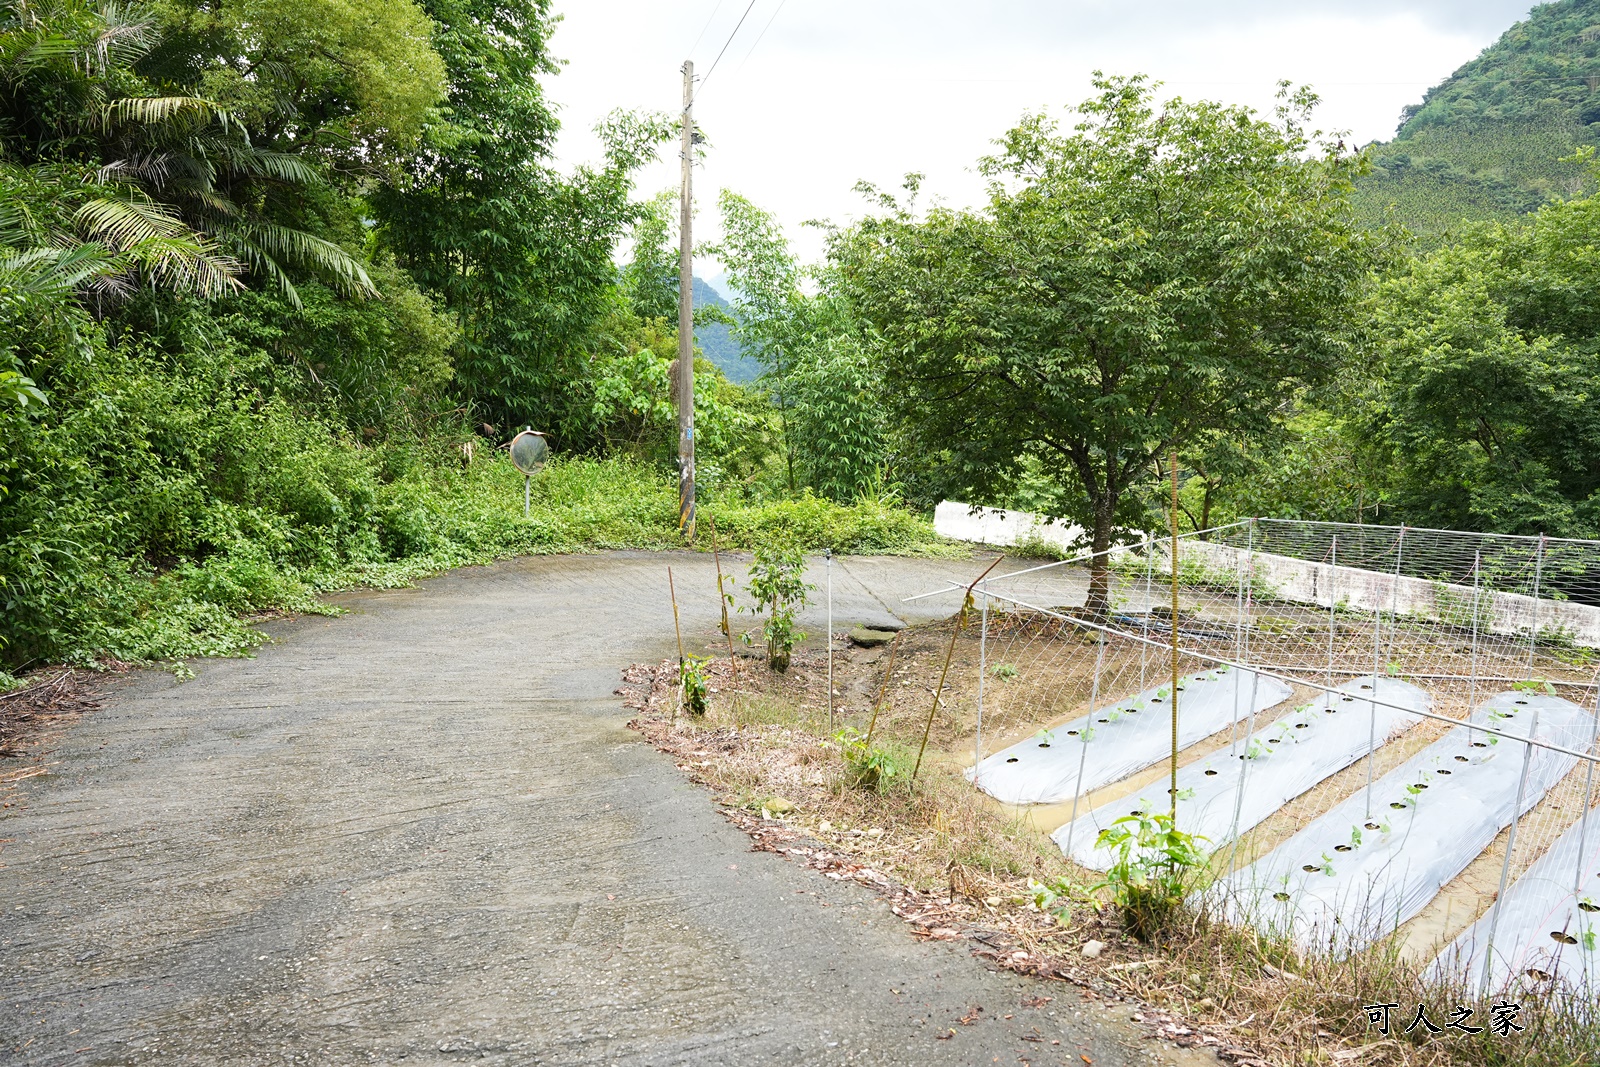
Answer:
[1,550,1214,1067]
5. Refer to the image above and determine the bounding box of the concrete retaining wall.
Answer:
[935,501,1600,648]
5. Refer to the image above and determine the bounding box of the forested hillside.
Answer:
[1356,0,1600,236]
[692,277,760,384]
[5,0,1599,682]
[0,0,932,680]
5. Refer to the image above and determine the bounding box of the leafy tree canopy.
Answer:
[833,76,1378,607]
[148,0,447,157]
[1355,164,1600,536]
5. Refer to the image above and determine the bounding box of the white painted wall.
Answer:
[934,501,1600,648]
[932,501,1084,552]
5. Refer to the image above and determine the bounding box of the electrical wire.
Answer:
[732,0,787,78]
[687,0,726,59]
[694,0,759,102]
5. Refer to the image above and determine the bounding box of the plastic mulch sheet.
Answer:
[1212,692,1591,954]
[968,667,1293,806]
[1431,797,1600,993]
[1054,677,1432,868]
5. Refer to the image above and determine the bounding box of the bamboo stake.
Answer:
[708,516,739,689]
[1169,452,1181,821]
[864,631,903,748]
[668,566,686,726]
[913,555,1005,786]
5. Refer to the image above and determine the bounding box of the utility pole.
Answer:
[676,59,696,542]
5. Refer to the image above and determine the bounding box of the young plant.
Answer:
[1027,877,1080,924]
[680,653,710,716]
[990,663,1019,681]
[1090,811,1210,941]
[835,727,902,792]
[740,543,813,672]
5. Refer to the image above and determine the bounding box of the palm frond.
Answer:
[128,233,241,299]
[101,95,235,133]
[73,191,186,250]
[230,237,303,309]
[230,222,376,299]
[1,241,121,298]
[86,2,155,75]
[72,194,241,298]
[226,148,319,185]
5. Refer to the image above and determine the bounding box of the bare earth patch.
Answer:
[0,667,113,801]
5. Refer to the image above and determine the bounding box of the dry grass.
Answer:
[624,620,1600,1067]
[0,667,108,800]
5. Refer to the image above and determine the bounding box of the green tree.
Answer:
[1,0,377,305]
[150,0,447,157]
[372,0,669,439]
[832,76,1376,613]
[709,190,885,501]
[622,189,679,323]
[1356,174,1600,536]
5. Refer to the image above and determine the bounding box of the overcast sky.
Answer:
[547,1,1536,270]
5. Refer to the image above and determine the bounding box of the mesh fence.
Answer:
[928,518,1600,993]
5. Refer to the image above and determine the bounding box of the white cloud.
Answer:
[548,1,1534,265]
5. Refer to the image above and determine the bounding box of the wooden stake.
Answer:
[913,555,1005,786]
[864,631,903,748]
[668,566,686,725]
[676,60,696,541]
[708,516,738,688]
[1169,452,1181,821]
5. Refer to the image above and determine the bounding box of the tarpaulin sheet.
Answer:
[969,667,1293,805]
[1431,796,1600,993]
[1054,677,1432,868]
[1213,692,1590,953]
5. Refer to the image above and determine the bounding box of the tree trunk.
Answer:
[1084,497,1116,621]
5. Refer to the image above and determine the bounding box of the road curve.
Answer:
[1,551,1207,1067]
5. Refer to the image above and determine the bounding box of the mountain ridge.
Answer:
[1354,0,1600,237]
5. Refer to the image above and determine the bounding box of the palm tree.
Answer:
[0,0,375,308]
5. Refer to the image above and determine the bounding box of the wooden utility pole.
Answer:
[676,60,696,541]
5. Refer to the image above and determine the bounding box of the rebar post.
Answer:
[1527,533,1546,680]
[1168,457,1181,821]
[709,516,738,690]
[1576,681,1600,895]
[1062,629,1108,858]
[1326,536,1338,693]
[826,549,834,731]
[1230,521,1254,757]
[1468,550,1483,746]
[1224,670,1263,873]
[1364,526,1404,819]
[1141,537,1154,690]
[1481,701,1542,998]
[668,566,686,726]
[976,589,989,773]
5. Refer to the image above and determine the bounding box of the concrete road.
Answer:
[1,551,1206,1067]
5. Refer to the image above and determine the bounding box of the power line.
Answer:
[688,0,725,59]
[733,0,787,78]
[695,0,759,102]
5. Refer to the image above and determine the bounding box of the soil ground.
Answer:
[0,551,1218,1067]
